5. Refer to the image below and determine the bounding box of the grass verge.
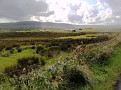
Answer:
[92,43,121,90]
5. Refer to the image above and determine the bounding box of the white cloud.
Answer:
[0,18,15,23]
[116,16,120,19]
[38,0,114,24]
[1,0,121,24]
[97,8,112,21]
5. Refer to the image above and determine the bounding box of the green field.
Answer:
[0,31,120,90]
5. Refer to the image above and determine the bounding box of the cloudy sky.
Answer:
[0,0,121,24]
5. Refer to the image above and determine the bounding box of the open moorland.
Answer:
[0,30,121,90]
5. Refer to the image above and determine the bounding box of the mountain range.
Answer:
[0,21,121,32]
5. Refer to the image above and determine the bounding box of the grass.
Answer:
[0,46,71,73]
[0,31,119,90]
[56,33,107,39]
[17,29,70,33]
[46,52,70,66]
[0,49,36,72]
[92,43,121,90]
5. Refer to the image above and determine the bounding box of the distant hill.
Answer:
[0,21,82,31]
[0,21,121,32]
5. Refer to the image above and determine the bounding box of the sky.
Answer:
[0,0,121,24]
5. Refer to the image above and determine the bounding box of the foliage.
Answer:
[40,59,46,66]
[0,31,117,90]
[18,56,39,66]
[63,67,87,87]
[3,56,39,77]
[17,48,22,53]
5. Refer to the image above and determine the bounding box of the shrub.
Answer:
[5,46,13,50]
[36,46,44,54]
[18,57,39,66]
[96,51,112,66]
[2,53,10,57]
[40,49,53,58]
[17,48,22,53]
[0,46,4,52]
[10,49,14,54]
[12,45,19,48]
[40,59,46,66]
[31,46,35,49]
[0,74,6,84]
[4,66,16,77]
[63,67,87,87]
[60,44,68,51]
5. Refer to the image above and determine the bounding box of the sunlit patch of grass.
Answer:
[17,29,70,33]
[39,29,70,33]
[56,34,101,39]
[0,49,37,73]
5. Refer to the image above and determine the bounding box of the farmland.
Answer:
[0,30,121,90]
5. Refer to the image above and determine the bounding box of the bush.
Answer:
[60,44,68,51]
[4,66,16,77]
[17,48,22,53]
[63,67,87,87]
[31,46,35,49]
[10,49,14,54]
[5,46,13,50]
[18,57,39,66]
[40,59,46,66]
[36,46,44,54]
[0,46,4,52]
[40,49,53,58]
[96,52,111,66]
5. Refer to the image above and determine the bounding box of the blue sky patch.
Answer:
[85,0,97,5]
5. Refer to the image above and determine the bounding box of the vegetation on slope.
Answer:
[0,31,120,90]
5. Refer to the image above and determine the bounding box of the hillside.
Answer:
[0,21,121,32]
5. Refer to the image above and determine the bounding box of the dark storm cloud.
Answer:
[0,0,52,21]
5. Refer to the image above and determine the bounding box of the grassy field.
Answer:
[0,48,36,72]
[0,30,120,90]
